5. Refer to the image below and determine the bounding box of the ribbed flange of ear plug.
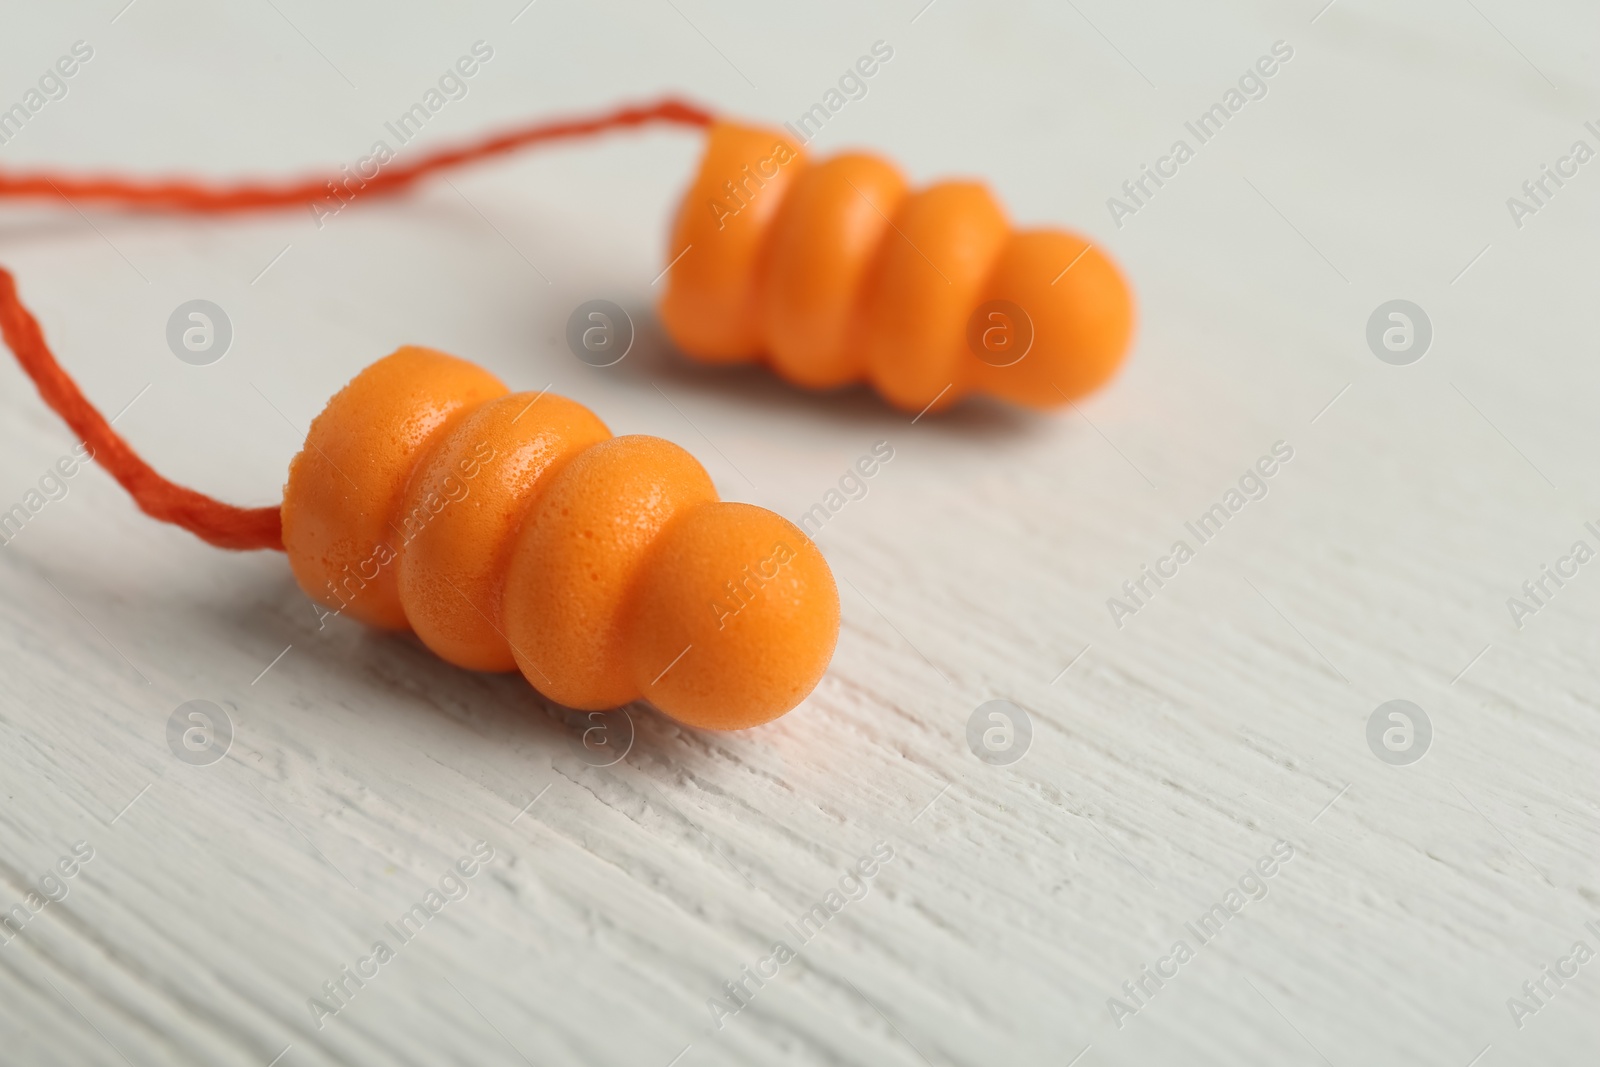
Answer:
[281,348,839,730]
[659,121,1135,413]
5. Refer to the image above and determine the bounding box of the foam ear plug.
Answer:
[282,347,839,730]
[660,121,1136,413]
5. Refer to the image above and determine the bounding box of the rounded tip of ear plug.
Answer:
[627,502,839,731]
[970,230,1136,411]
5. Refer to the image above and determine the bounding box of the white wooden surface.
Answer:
[3,1,1599,1064]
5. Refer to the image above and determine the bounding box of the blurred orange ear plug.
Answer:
[660,121,1135,413]
[282,347,838,729]
[0,97,1132,415]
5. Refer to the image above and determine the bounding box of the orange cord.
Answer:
[0,98,711,211]
[0,98,713,552]
[0,265,285,550]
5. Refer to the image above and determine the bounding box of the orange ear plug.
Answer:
[281,348,839,730]
[0,98,1133,417]
[660,121,1135,413]
[0,264,837,729]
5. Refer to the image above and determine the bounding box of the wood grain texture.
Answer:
[2,1,1599,1064]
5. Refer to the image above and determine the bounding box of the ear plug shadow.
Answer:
[576,307,1048,445]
